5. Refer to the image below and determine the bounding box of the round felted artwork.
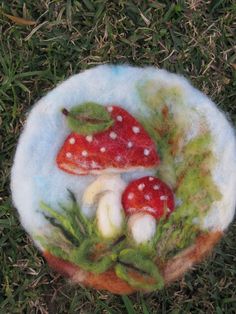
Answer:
[11,65,236,294]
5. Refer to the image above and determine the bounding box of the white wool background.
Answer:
[11,65,236,244]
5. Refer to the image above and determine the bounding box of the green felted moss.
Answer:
[40,202,84,243]
[138,81,221,258]
[70,239,116,274]
[38,193,165,288]
[137,81,183,111]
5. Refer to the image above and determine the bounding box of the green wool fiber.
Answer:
[65,102,114,135]
[115,249,164,290]
[70,239,116,274]
[137,81,221,258]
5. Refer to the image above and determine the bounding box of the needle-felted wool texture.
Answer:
[11,65,236,294]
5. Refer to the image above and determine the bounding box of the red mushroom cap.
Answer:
[122,176,175,219]
[56,106,159,175]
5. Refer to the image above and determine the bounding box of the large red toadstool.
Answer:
[56,106,160,175]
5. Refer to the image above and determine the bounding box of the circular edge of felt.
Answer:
[43,230,223,294]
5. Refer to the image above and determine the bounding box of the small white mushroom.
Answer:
[82,174,126,238]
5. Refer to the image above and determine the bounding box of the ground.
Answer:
[0,1,236,313]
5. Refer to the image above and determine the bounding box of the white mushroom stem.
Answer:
[82,174,126,238]
[96,191,124,239]
[128,212,156,244]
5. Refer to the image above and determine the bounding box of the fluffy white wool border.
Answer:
[11,65,236,245]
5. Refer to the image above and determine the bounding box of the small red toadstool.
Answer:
[122,176,175,243]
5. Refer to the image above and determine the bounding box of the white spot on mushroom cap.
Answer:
[91,161,99,168]
[82,150,88,157]
[69,137,75,144]
[149,177,154,181]
[86,135,93,143]
[128,192,134,200]
[116,115,123,122]
[127,141,133,148]
[144,194,151,201]
[100,147,106,153]
[132,126,140,134]
[142,206,158,215]
[153,184,160,190]
[144,149,150,156]
[109,131,117,140]
[66,152,72,158]
[138,183,145,191]
[115,156,122,162]
[160,195,168,200]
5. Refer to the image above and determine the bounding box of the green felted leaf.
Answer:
[63,102,114,135]
[115,249,164,290]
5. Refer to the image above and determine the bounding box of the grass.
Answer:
[0,0,235,313]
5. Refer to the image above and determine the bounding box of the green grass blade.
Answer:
[121,296,136,314]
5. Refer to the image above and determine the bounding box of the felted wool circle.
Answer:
[11,65,236,294]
